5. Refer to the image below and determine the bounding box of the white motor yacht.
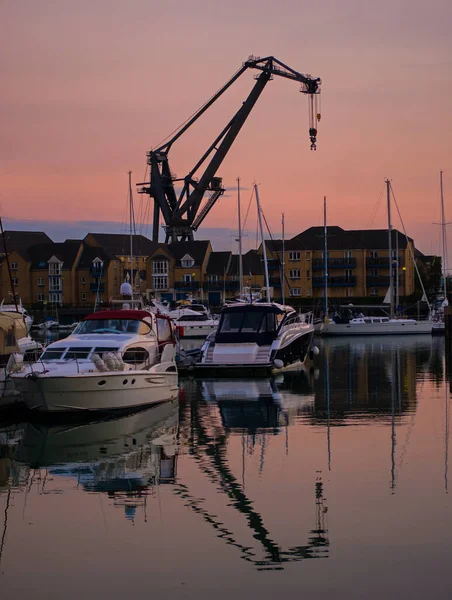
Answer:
[321,315,432,336]
[196,302,315,375]
[10,309,178,413]
[171,308,219,338]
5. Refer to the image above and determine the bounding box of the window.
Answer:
[12,278,18,286]
[289,269,301,279]
[289,288,301,296]
[49,261,62,275]
[11,262,18,270]
[49,292,62,304]
[81,293,87,300]
[288,251,301,261]
[81,277,86,284]
[181,254,195,268]
[306,269,311,280]
[49,276,61,292]
[370,251,378,258]
[153,275,168,290]
[371,269,378,277]
[345,269,353,279]
[344,251,352,259]
[207,274,219,282]
[305,251,311,261]
[306,287,312,297]
[346,288,353,297]
[38,277,44,286]
[369,287,378,296]
[182,274,193,283]
[38,293,45,302]
[153,259,168,275]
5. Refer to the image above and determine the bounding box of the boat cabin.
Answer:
[214,304,289,345]
[39,310,175,367]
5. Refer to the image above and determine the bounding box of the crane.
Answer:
[137,55,321,243]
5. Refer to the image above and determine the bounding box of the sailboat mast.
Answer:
[0,215,19,312]
[386,179,394,319]
[128,171,134,291]
[282,213,285,305]
[323,196,328,316]
[237,177,243,298]
[255,184,271,303]
[440,170,448,300]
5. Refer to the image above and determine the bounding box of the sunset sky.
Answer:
[2,0,451,262]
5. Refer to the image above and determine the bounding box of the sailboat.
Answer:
[321,180,432,335]
[196,184,315,374]
[432,170,448,335]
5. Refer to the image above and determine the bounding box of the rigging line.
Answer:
[390,182,431,311]
[153,67,244,149]
[261,209,292,293]
[366,185,385,230]
[242,186,255,232]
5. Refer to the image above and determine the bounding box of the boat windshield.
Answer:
[74,319,150,335]
[219,310,277,334]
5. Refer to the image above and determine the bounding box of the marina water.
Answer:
[1,335,451,599]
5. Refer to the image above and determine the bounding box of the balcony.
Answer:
[366,257,389,268]
[175,280,200,290]
[203,280,241,291]
[312,257,356,270]
[313,276,357,287]
[366,275,390,287]
[90,282,105,292]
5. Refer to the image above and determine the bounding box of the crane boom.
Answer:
[138,55,321,243]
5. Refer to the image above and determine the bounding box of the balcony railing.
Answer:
[313,276,357,287]
[312,257,357,270]
[174,281,200,290]
[202,280,241,291]
[366,257,390,268]
[366,275,390,287]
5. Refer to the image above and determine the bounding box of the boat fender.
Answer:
[7,353,25,373]
[309,345,320,360]
[274,359,284,370]
[115,352,125,371]
[92,353,107,372]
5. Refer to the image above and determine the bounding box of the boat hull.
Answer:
[176,323,217,338]
[13,370,178,413]
[196,329,314,376]
[321,321,432,336]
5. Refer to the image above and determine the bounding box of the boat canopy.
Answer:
[0,311,28,341]
[0,314,20,354]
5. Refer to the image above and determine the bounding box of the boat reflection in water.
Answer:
[14,400,179,520]
[179,374,329,569]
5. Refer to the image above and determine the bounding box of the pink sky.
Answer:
[2,0,451,261]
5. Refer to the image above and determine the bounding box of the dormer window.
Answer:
[181,254,195,268]
[48,256,63,276]
[92,257,104,272]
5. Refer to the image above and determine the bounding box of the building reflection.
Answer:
[312,336,444,423]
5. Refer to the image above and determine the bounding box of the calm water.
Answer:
[1,335,451,599]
